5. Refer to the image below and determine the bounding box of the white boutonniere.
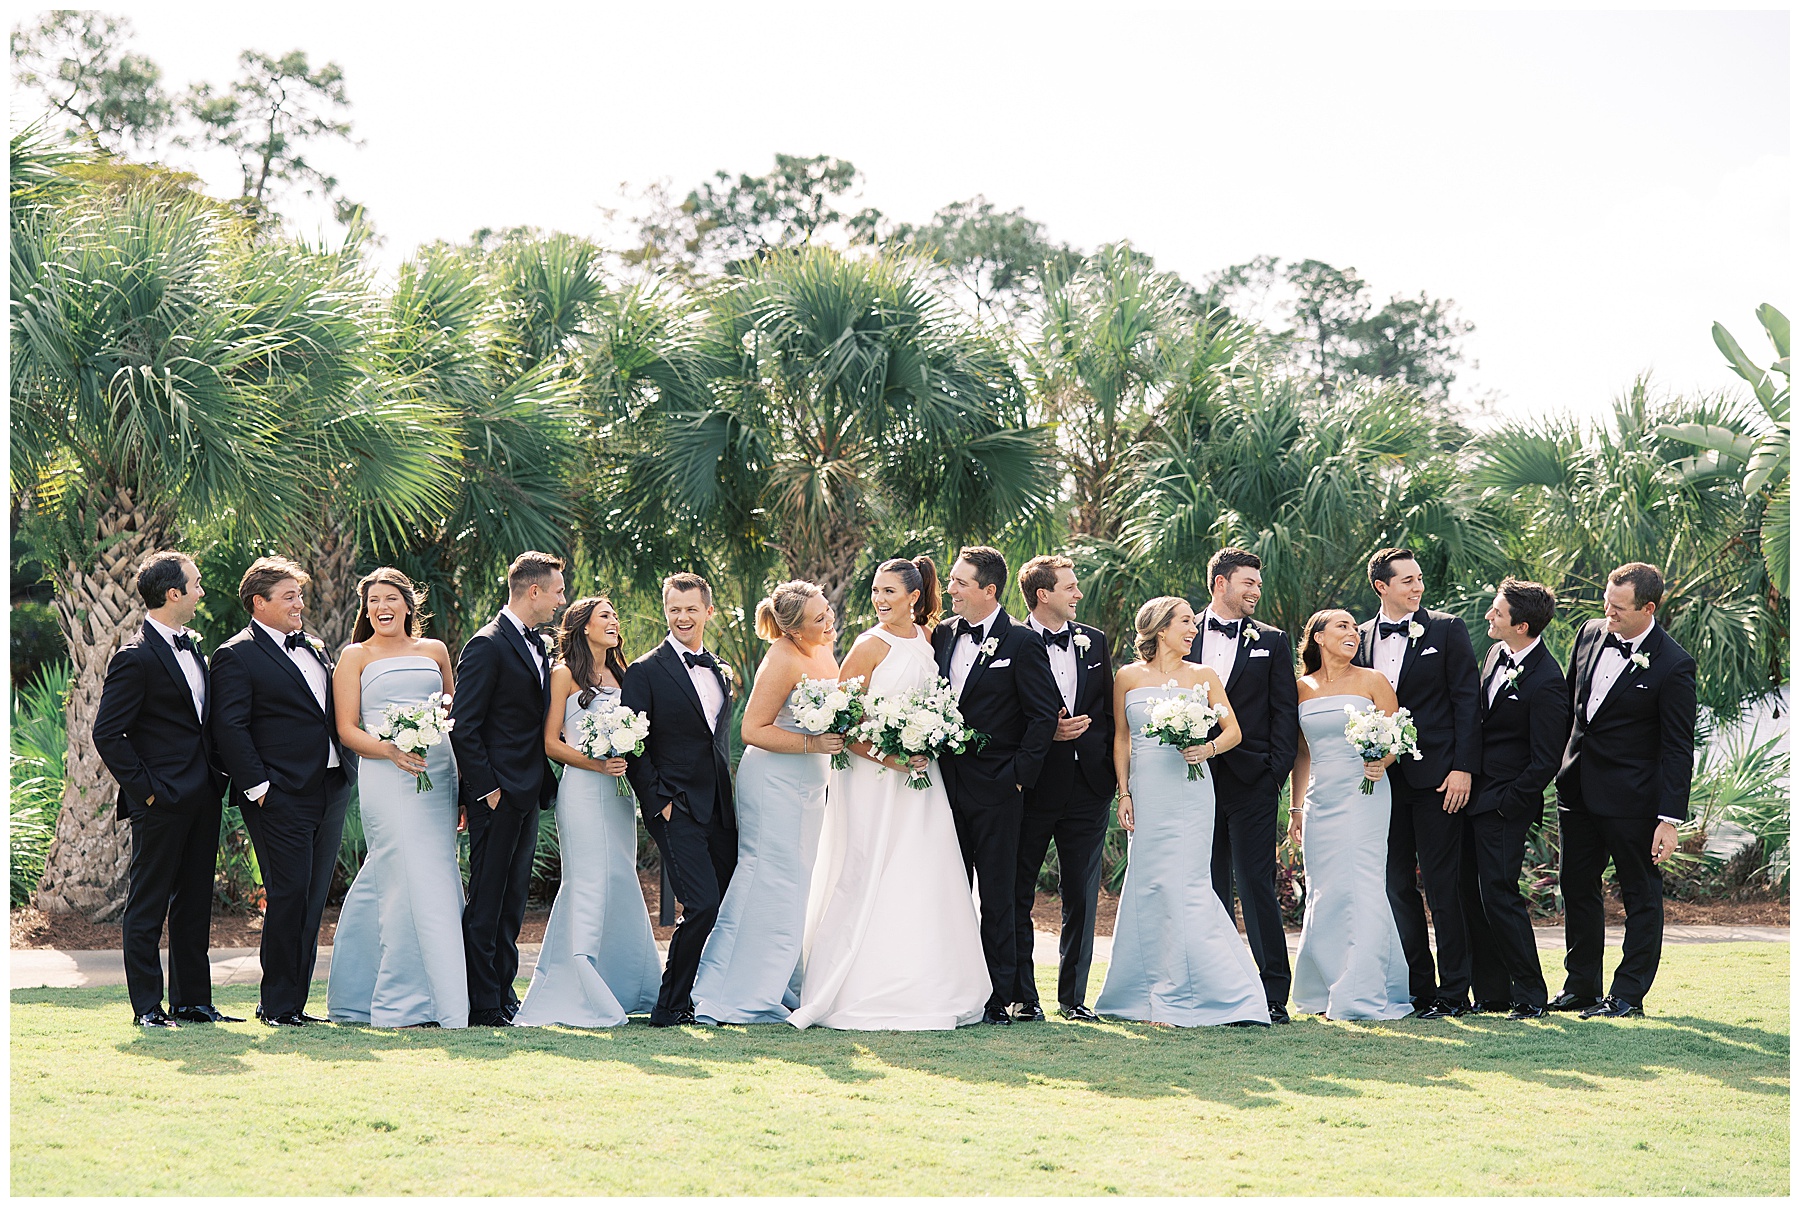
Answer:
[1502,665,1522,692]
[717,660,737,686]
[1629,651,1650,672]
[1072,631,1091,653]
[978,637,1000,662]
[1241,625,1261,645]
[1407,621,1426,643]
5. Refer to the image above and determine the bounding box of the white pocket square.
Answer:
[1635,682,1648,689]
[990,658,1012,668]
[1421,646,1440,656]
[1248,648,1271,659]
[1084,661,1103,670]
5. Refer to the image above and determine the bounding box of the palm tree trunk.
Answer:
[303,507,361,655]
[790,520,874,633]
[35,490,164,920]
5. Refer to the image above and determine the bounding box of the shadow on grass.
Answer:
[13,984,1786,1108]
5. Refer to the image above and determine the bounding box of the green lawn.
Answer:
[11,944,1788,1196]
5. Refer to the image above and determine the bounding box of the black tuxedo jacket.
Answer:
[449,614,558,809]
[1033,619,1117,800]
[621,640,735,828]
[1471,640,1570,821]
[931,608,1060,801]
[209,624,354,808]
[1555,619,1697,822]
[93,621,226,820]
[1184,618,1299,791]
[1354,607,1481,791]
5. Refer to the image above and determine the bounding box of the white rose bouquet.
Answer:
[789,675,867,770]
[855,679,988,789]
[1341,704,1423,794]
[368,691,455,793]
[1139,679,1230,781]
[571,701,651,796]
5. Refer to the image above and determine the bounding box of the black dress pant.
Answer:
[1558,807,1664,1005]
[238,774,350,1017]
[463,793,541,1013]
[1212,768,1293,1008]
[643,804,735,1021]
[1461,805,1548,1009]
[1010,787,1107,1010]
[950,785,1023,1011]
[1386,778,1471,1004]
[123,797,222,1017]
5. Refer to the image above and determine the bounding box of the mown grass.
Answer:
[11,944,1788,1195]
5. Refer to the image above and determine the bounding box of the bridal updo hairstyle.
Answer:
[1298,608,1356,675]
[351,566,428,642]
[557,596,630,707]
[874,556,940,627]
[1133,596,1186,662]
[755,580,826,642]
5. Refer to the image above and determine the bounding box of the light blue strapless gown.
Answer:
[327,656,469,1028]
[1290,695,1415,1020]
[515,687,661,1027]
[692,702,829,1024]
[1095,687,1270,1027]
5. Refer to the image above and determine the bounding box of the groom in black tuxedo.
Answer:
[1461,578,1568,1019]
[1552,562,1696,1018]
[93,551,235,1029]
[623,571,737,1027]
[1354,547,1482,1019]
[450,551,565,1026]
[1185,548,1298,1023]
[1009,555,1115,1023]
[210,556,354,1026]
[933,546,1060,1025]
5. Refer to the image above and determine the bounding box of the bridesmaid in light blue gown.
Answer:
[328,568,469,1028]
[1288,608,1414,1021]
[1096,596,1269,1027]
[693,580,844,1025]
[516,597,661,1027]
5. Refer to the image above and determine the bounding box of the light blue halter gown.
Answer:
[327,655,469,1028]
[1095,685,1270,1027]
[692,699,829,1024]
[514,686,662,1027]
[1290,695,1415,1020]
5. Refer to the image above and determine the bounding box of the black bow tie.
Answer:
[957,619,984,643]
[1378,620,1412,640]
[1042,628,1071,649]
[284,632,308,652]
[172,632,198,655]
[683,649,716,671]
[1602,633,1631,658]
[1495,649,1516,669]
[523,627,546,657]
[1207,617,1241,640]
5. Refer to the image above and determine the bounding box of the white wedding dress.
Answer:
[788,625,990,1030]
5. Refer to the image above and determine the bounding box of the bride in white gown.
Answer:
[788,556,991,1031]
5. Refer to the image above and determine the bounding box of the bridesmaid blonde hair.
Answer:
[754,580,825,642]
[1133,596,1186,662]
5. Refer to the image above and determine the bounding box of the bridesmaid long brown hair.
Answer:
[557,596,631,707]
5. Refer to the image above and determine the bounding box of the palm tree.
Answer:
[11,174,375,917]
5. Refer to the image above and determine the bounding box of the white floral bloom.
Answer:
[394,729,420,753]
[1073,632,1091,652]
[1630,651,1650,671]
[978,637,999,659]
[1407,621,1425,641]
[417,723,440,745]
[824,690,849,712]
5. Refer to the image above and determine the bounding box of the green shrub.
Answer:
[9,661,70,905]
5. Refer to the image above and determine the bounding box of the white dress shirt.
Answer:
[1487,637,1541,707]
[665,634,725,730]
[1197,607,1243,681]
[1585,620,1653,723]
[948,609,997,697]
[244,618,338,802]
[500,605,546,684]
[1027,614,1079,715]
[145,615,205,719]
[1372,612,1414,690]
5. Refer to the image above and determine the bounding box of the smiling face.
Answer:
[516,570,567,629]
[1375,557,1425,618]
[1213,565,1261,620]
[165,558,203,627]
[1035,566,1083,628]
[363,582,411,640]
[1485,592,1526,643]
[795,593,836,650]
[870,571,918,631]
[663,585,713,650]
[1156,600,1199,659]
[946,558,998,622]
[1310,610,1361,664]
[585,599,621,651]
[253,577,306,634]
[1602,579,1655,639]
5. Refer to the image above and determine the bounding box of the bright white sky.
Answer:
[25,3,1794,423]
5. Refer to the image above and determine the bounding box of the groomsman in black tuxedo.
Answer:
[1009,555,1115,1023]
[1461,578,1568,1019]
[933,546,1060,1025]
[92,552,236,1029]
[623,571,737,1027]
[1552,562,1696,1018]
[210,557,354,1027]
[1185,548,1299,1023]
[450,551,565,1026]
[1354,547,1482,1019]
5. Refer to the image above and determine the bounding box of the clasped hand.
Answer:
[385,742,428,776]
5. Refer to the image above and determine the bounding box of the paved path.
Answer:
[10,925,1787,991]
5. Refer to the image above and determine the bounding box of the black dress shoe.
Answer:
[1059,1004,1099,1022]
[1266,1003,1291,1025]
[1546,991,1599,1013]
[1225,1018,1271,1027]
[648,1009,697,1028]
[1507,1003,1549,1020]
[171,1005,244,1023]
[1579,995,1644,1019]
[261,1011,307,1027]
[1464,1000,1511,1016]
[469,1008,513,1027]
[981,1005,1012,1026]
[503,1001,521,1021]
[135,1009,180,1029]
[1013,1002,1046,1022]
[1413,1000,1460,1020]
[298,1011,331,1024]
